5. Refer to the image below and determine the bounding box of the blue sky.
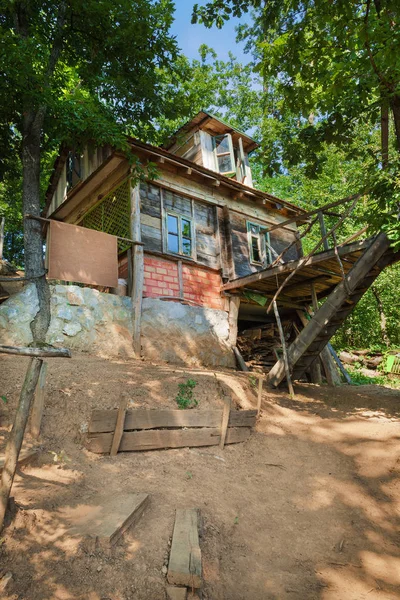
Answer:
[170,1,251,62]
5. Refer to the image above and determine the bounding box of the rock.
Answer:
[0,572,13,592]
[63,322,82,336]
[67,288,84,306]
[97,566,102,572]
[162,565,168,575]
[166,586,187,600]
[57,305,73,321]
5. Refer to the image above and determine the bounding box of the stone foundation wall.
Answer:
[141,297,235,368]
[0,285,235,367]
[0,284,134,357]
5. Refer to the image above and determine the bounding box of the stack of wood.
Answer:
[339,349,383,370]
[237,321,294,373]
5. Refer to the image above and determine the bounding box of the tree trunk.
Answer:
[381,101,389,168]
[390,94,400,153]
[22,110,51,345]
[371,285,390,347]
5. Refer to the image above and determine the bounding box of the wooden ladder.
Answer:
[267,233,394,387]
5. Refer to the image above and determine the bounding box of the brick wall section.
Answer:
[118,254,224,310]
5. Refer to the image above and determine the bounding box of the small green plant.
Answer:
[248,375,257,389]
[1,395,7,404]
[185,471,193,480]
[234,516,239,525]
[176,379,198,409]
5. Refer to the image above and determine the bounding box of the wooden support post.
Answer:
[228,296,240,346]
[110,395,129,457]
[310,284,341,386]
[30,361,48,438]
[219,398,231,449]
[328,343,352,384]
[0,357,42,530]
[257,374,264,417]
[318,211,329,251]
[222,206,235,280]
[273,301,295,398]
[127,247,133,296]
[130,181,144,357]
[0,217,4,261]
[233,346,249,371]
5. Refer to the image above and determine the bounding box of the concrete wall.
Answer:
[0,284,134,358]
[141,297,235,368]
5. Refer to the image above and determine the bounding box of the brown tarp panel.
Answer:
[47,221,118,287]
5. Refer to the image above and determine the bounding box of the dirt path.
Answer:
[0,354,399,599]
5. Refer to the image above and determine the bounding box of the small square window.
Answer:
[247,221,273,266]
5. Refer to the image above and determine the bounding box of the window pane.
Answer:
[168,233,179,253]
[252,236,261,262]
[217,154,234,173]
[250,224,259,235]
[214,135,230,153]
[167,214,178,234]
[181,219,191,238]
[182,238,192,256]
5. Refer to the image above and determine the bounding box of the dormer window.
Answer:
[213,134,235,176]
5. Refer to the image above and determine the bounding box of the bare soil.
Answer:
[0,353,400,600]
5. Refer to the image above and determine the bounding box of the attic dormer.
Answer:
[162,111,258,188]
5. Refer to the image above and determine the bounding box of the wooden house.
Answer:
[44,111,399,384]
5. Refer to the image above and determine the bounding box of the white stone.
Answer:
[63,322,82,336]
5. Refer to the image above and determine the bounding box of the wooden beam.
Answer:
[257,374,264,416]
[233,346,249,371]
[222,206,235,280]
[222,238,371,292]
[0,358,43,530]
[318,211,329,251]
[228,296,240,345]
[87,426,251,454]
[264,194,361,234]
[130,180,144,357]
[219,398,231,450]
[110,396,129,456]
[267,233,390,387]
[0,346,71,358]
[167,509,202,589]
[273,300,294,397]
[88,408,257,433]
[30,361,48,439]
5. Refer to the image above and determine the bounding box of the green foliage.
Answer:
[347,366,400,388]
[1,395,7,404]
[193,0,400,243]
[176,379,198,409]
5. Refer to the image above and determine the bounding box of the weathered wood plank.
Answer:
[167,509,202,589]
[110,396,128,456]
[88,408,257,433]
[219,398,231,450]
[65,492,149,549]
[86,426,251,454]
[30,361,48,438]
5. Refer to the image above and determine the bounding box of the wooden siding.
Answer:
[229,211,300,279]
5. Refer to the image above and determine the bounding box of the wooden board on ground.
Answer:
[166,586,187,600]
[89,408,257,433]
[87,426,251,454]
[64,492,149,549]
[167,509,202,589]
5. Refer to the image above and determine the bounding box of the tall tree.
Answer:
[192,0,400,241]
[0,0,182,344]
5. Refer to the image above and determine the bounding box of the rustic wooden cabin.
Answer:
[43,111,400,385]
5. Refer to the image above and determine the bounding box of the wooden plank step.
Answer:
[167,509,202,589]
[166,586,187,600]
[87,427,251,454]
[63,492,149,550]
[89,408,257,434]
